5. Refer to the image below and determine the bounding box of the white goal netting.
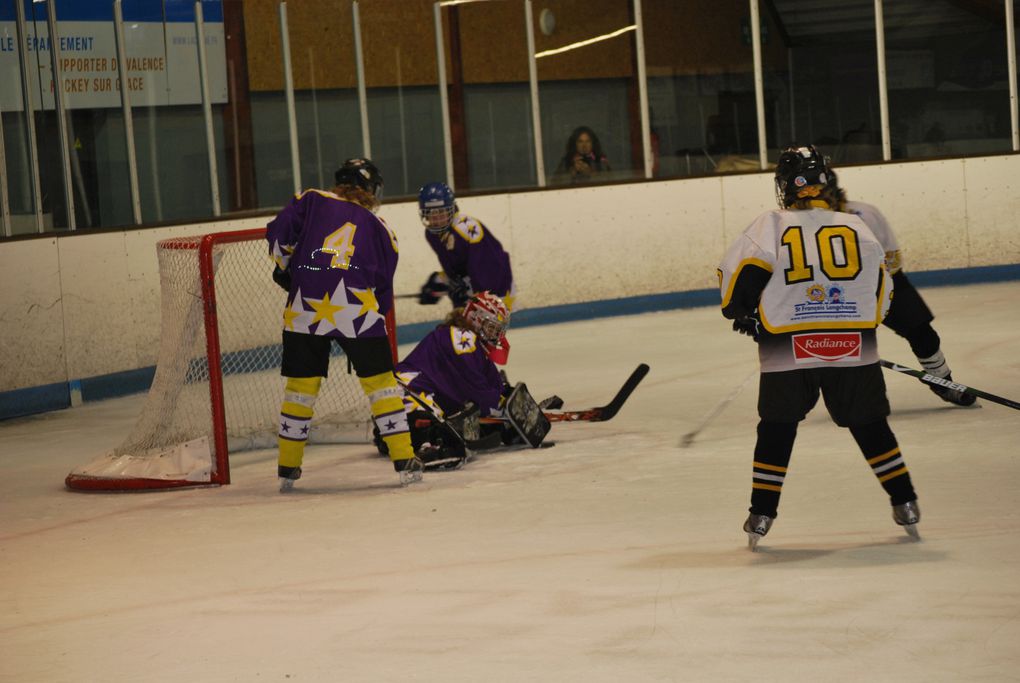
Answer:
[66,230,374,490]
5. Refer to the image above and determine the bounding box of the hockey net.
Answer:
[65,228,394,491]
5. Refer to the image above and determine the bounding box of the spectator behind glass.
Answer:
[553,126,611,184]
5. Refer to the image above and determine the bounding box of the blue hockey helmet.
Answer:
[774,145,831,208]
[418,182,457,233]
[335,158,384,200]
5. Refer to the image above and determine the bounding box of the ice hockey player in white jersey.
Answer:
[826,171,975,406]
[718,144,921,550]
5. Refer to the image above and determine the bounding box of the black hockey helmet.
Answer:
[335,158,384,199]
[774,144,831,208]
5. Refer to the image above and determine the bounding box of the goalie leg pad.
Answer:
[504,383,551,448]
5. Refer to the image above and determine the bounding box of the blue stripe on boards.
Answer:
[1,264,1017,421]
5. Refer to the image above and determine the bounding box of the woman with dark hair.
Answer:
[553,126,611,184]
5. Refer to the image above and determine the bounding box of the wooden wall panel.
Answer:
[643,0,786,76]
[243,1,787,92]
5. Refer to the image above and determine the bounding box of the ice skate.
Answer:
[743,513,773,551]
[892,500,921,540]
[395,456,424,486]
[278,466,302,493]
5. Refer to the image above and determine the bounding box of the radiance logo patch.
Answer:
[792,332,862,363]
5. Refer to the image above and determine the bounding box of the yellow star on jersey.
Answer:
[282,288,312,333]
[351,287,380,317]
[351,287,385,336]
[308,290,346,327]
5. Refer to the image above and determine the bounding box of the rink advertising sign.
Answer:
[0,0,226,112]
[792,332,862,363]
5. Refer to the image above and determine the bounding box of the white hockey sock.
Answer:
[918,349,950,378]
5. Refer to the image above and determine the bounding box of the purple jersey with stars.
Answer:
[267,190,399,339]
[424,213,513,301]
[396,324,504,417]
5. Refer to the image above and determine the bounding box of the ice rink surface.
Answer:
[2,282,1018,682]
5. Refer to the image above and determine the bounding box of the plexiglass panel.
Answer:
[764,0,881,165]
[535,0,642,185]
[1,0,38,235]
[884,0,1011,159]
[456,0,535,191]
[359,0,445,199]
[242,0,353,208]
[643,1,760,177]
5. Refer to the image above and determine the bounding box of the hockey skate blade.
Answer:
[902,524,920,541]
[279,477,296,493]
[746,532,763,552]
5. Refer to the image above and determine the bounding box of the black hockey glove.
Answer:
[732,311,764,342]
[272,265,292,292]
[447,276,471,308]
[418,271,449,305]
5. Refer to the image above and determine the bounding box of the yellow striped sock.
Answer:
[359,372,414,463]
[278,376,320,469]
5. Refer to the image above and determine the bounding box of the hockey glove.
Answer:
[272,265,292,292]
[418,271,449,305]
[732,311,763,342]
[447,276,471,308]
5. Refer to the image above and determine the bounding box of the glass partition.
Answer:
[457,0,535,191]
[9,0,74,230]
[2,0,1018,236]
[642,2,761,177]
[535,0,643,185]
[1,0,37,235]
[247,0,359,205]
[762,0,881,165]
[885,0,1011,159]
[360,0,445,198]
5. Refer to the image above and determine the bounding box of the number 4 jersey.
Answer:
[267,189,400,340]
[718,207,893,372]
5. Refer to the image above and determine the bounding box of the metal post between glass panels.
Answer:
[433,2,454,188]
[46,0,77,229]
[114,0,142,225]
[524,0,545,187]
[196,1,221,215]
[874,0,891,161]
[279,1,301,194]
[749,0,767,169]
[353,1,372,161]
[0,104,10,237]
[1007,0,1019,151]
[14,0,42,233]
[633,0,651,179]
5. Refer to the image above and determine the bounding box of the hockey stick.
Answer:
[678,369,757,448]
[480,363,650,424]
[880,360,1020,411]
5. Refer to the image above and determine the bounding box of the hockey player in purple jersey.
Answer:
[374,292,517,468]
[267,158,421,491]
[416,182,516,310]
[719,145,921,549]
[824,170,975,407]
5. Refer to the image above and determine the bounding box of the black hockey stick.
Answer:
[880,360,1020,411]
[481,363,650,424]
[679,369,756,448]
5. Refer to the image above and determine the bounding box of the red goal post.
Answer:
[65,228,397,491]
